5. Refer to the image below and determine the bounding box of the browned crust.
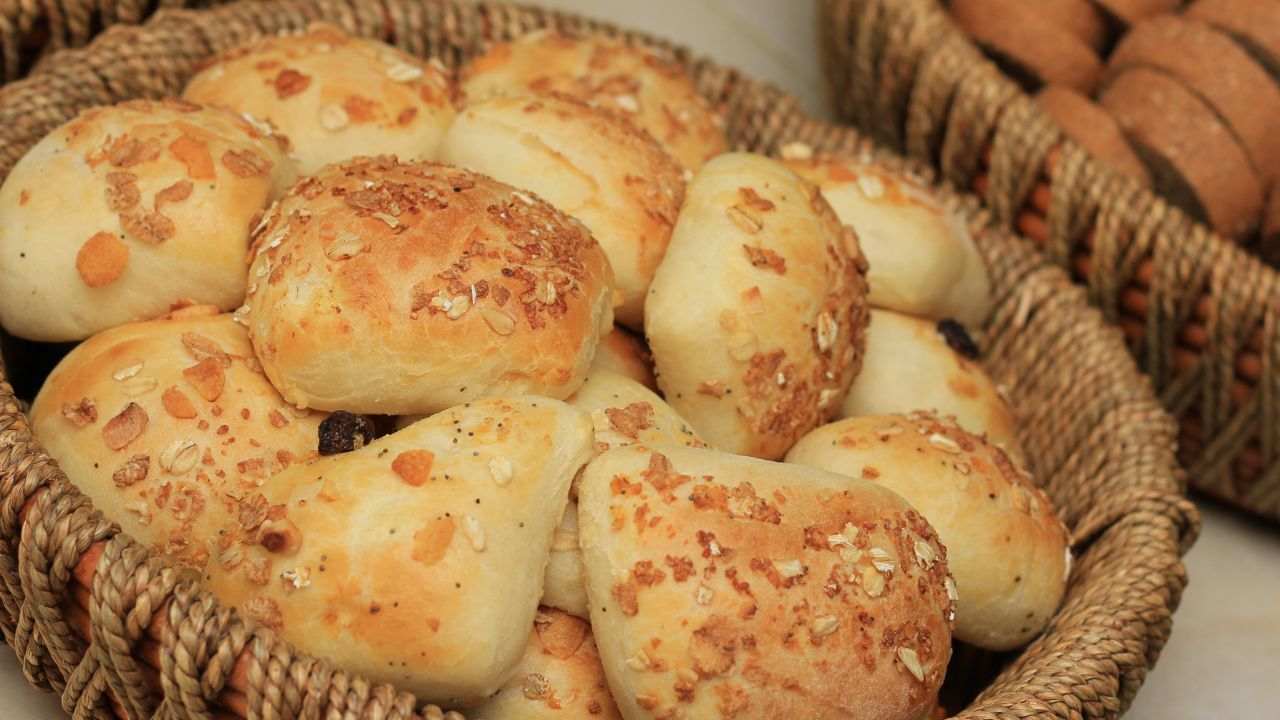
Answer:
[950,0,1103,92]
[1035,85,1150,187]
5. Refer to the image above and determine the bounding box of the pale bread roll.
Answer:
[593,326,656,391]
[472,608,623,719]
[783,151,992,326]
[437,94,684,329]
[244,156,614,414]
[0,99,295,342]
[460,30,728,171]
[842,310,1023,463]
[787,412,1069,651]
[578,444,954,720]
[544,501,591,620]
[199,397,594,705]
[184,23,455,175]
[29,306,324,570]
[645,153,870,460]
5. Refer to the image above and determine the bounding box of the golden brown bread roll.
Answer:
[787,412,1070,651]
[645,153,870,460]
[578,444,954,720]
[201,396,594,705]
[459,30,728,172]
[472,608,623,719]
[437,94,684,329]
[184,23,456,175]
[842,310,1023,463]
[244,156,615,414]
[29,306,324,569]
[783,151,991,326]
[593,326,657,391]
[0,99,294,342]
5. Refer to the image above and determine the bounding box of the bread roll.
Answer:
[244,156,614,414]
[1187,0,1280,81]
[578,444,954,720]
[472,608,623,719]
[184,23,455,175]
[950,0,1103,92]
[0,99,294,342]
[842,310,1023,463]
[437,94,684,329]
[1040,0,1109,51]
[29,306,324,569]
[646,153,870,459]
[1035,86,1152,188]
[544,501,591,620]
[593,326,656,391]
[783,153,991,326]
[200,397,594,705]
[1093,0,1183,27]
[787,412,1069,651]
[460,30,728,172]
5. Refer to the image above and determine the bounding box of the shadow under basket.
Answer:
[0,1,1197,718]
[819,0,1280,524]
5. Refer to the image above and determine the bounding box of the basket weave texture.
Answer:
[0,1,1198,719]
[820,0,1280,523]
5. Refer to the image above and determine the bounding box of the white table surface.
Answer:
[3,1,1278,718]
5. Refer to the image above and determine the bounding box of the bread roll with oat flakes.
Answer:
[593,326,657,391]
[783,150,991,326]
[28,306,324,570]
[438,94,684,329]
[787,412,1070,651]
[244,156,614,414]
[577,444,954,720]
[645,153,870,460]
[184,23,456,175]
[460,30,728,172]
[200,397,594,705]
[0,99,294,342]
[472,607,623,719]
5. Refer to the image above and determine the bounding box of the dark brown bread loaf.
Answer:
[1036,85,1151,187]
[950,0,1103,92]
[1108,15,1280,184]
[1100,67,1264,239]
[1091,0,1184,27]
[1186,0,1280,81]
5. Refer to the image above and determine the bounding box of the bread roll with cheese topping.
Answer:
[0,99,294,341]
[460,30,728,172]
[184,23,455,175]
[646,153,870,460]
[244,156,614,414]
[578,444,954,720]
[438,94,684,329]
[787,412,1069,650]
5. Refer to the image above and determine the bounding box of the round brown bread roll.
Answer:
[438,94,684,329]
[1187,0,1280,80]
[1034,85,1152,187]
[1100,67,1264,239]
[1040,0,1109,50]
[842,310,1024,464]
[1093,0,1184,27]
[28,306,325,570]
[783,151,992,326]
[950,0,1103,92]
[577,444,955,720]
[244,156,615,414]
[1108,15,1280,184]
[201,397,595,705]
[787,412,1070,651]
[184,22,456,176]
[472,608,622,718]
[460,30,728,172]
[593,325,657,391]
[646,153,870,460]
[0,99,295,342]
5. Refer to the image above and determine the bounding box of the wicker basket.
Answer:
[0,1,1197,718]
[820,0,1280,523]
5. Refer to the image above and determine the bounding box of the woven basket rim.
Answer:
[0,2,1198,719]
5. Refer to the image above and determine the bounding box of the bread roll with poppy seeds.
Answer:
[438,94,684,329]
[0,99,294,342]
[460,30,728,172]
[29,306,325,571]
[950,0,1103,92]
[787,412,1070,651]
[783,152,992,326]
[244,156,615,414]
[593,326,657,391]
[1035,86,1151,187]
[184,23,456,175]
[577,444,954,720]
[200,396,594,705]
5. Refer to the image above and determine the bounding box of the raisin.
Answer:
[937,319,980,360]
[317,411,376,455]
